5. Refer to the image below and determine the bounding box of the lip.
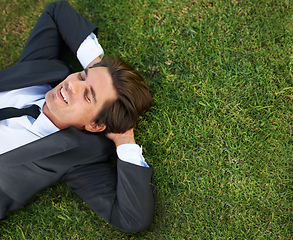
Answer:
[57,87,68,104]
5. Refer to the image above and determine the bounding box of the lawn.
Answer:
[0,0,292,239]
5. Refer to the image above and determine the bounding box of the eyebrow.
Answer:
[84,68,97,103]
[90,86,97,103]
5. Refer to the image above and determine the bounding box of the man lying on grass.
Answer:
[0,0,155,232]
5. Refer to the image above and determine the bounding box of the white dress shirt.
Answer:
[0,33,148,167]
[0,85,58,155]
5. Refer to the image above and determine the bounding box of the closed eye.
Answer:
[79,69,96,103]
[78,72,85,81]
[84,88,91,102]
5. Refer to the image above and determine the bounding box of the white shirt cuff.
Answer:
[76,33,104,69]
[117,144,149,167]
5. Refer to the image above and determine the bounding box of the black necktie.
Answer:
[0,105,41,121]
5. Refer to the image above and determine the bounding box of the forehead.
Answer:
[87,67,117,103]
[88,66,110,80]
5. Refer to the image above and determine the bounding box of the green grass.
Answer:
[0,0,292,239]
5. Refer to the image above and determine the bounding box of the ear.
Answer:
[84,122,106,133]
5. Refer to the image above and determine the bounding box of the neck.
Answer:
[42,102,64,130]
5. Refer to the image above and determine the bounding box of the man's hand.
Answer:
[106,128,136,148]
[86,56,101,68]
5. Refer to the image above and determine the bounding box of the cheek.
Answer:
[44,92,54,110]
[83,105,100,121]
[71,104,95,119]
[44,90,51,101]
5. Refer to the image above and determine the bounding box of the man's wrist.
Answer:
[117,144,149,167]
[76,33,104,69]
[117,144,140,160]
[87,56,101,68]
[114,138,136,148]
[106,129,135,148]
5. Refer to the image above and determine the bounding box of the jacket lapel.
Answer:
[0,127,79,167]
[0,127,115,168]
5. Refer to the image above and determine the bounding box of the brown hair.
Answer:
[91,57,153,133]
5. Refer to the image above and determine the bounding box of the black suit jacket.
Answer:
[0,1,155,232]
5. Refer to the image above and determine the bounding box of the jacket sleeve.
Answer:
[18,0,98,62]
[63,159,156,232]
[45,0,98,54]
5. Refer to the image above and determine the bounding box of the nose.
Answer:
[67,77,86,95]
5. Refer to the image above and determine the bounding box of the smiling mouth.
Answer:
[60,87,68,104]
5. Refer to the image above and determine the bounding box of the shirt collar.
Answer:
[29,99,60,137]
